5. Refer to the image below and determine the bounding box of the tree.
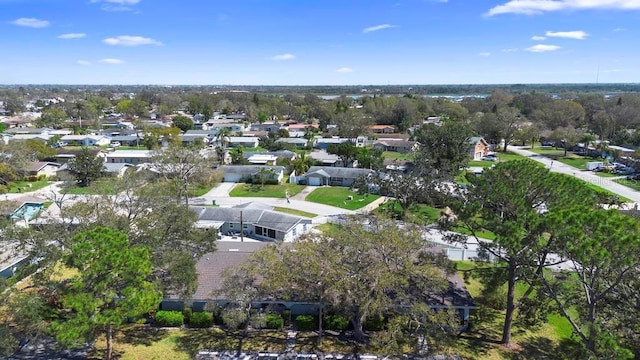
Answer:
[412,120,475,179]
[249,216,453,343]
[51,227,161,360]
[538,208,640,358]
[444,160,600,347]
[355,146,384,170]
[38,107,68,128]
[494,106,522,152]
[290,153,315,174]
[171,115,194,132]
[150,146,210,206]
[230,146,246,165]
[327,142,358,167]
[25,139,56,161]
[67,147,105,187]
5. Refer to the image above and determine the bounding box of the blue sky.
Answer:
[1,0,640,85]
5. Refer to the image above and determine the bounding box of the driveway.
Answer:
[201,182,237,198]
[508,146,640,204]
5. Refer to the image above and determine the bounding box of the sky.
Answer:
[1,0,640,85]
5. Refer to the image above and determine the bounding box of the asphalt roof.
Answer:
[306,166,374,179]
[190,206,303,233]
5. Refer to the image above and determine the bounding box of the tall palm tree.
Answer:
[215,128,231,149]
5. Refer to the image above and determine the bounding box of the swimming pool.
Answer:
[11,203,44,221]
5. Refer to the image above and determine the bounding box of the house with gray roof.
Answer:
[276,137,311,149]
[221,165,285,183]
[191,205,312,242]
[109,135,142,146]
[305,166,374,187]
[373,139,418,153]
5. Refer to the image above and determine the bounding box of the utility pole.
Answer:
[240,210,243,242]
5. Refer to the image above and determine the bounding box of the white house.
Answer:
[27,161,61,178]
[105,150,154,164]
[60,134,111,147]
[228,136,259,148]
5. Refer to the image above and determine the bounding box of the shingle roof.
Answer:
[306,166,374,179]
[190,205,303,233]
[221,165,284,176]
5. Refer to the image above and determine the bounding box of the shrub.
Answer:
[325,315,349,331]
[482,285,507,310]
[155,310,184,327]
[26,175,39,182]
[295,315,316,331]
[189,312,213,328]
[183,307,193,323]
[363,315,385,331]
[265,313,284,329]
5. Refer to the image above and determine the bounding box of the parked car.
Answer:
[110,141,121,147]
[627,174,640,181]
[481,154,498,161]
[616,167,635,175]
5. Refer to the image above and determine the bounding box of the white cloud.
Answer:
[545,30,589,39]
[478,52,491,57]
[531,35,547,40]
[525,44,561,52]
[76,60,91,65]
[58,33,86,39]
[487,0,640,16]
[613,27,624,31]
[11,17,49,28]
[101,0,140,3]
[99,58,124,64]
[335,67,354,73]
[103,35,162,46]
[91,0,140,12]
[502,48,519,52]
[270,53,296,61]
[362,24,396,33]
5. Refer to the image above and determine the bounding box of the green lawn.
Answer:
[556,155,591,169]
[241,146,268,153]
[117,145,147,150]
[595,171,620,178]
[8,180,49,193]
[375,202,442,225]
[229,183,305,198]
[528,146,566,155]
[382,151,413,161]
[306,187,380,210]
[65,179,117,195]
[497,151,527,162]
[615,178,640,191]
[468,160,497,168]
[273,206,317,218]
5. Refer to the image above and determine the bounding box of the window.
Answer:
[303,224,307,232]
[229,223,234,228]
[243,224,248,229]
[292,227,297,236]
[255,226,263,236]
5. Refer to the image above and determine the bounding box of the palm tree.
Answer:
[215,128,231,150]
[291,153,315,175]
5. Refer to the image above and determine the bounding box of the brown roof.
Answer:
[171,241,269,301]
[27,162,60,172]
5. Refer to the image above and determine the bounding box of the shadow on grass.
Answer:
[175,329,287,358]
[505,336,584,360]
[119,325,168,346]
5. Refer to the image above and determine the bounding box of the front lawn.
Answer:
[468,160,497,168]
[614,178,640,191]
[65,179,117,195]
[497,151,527,162]
[556,155,591,170]
[8,180,49,193]
[382,151,413,161]
[229,183,305,198]
[306,187,380,210]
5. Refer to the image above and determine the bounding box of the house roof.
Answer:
[315,137,351,144]
[228,136,259,142]
[109,135,140,141]
[104,163,135,173]
[242,150,296,160]
[175,241,270,300]
[221,165,284,176]
[276,138,308,144]
[105,150,153,158]
[60,135,108,141]
[468,136,487,146]
[191,206,303,233]
[374,140,417,148]
[306,169,331,178]
[369,125,395,130]
[306,166,374,179]
[27,161,61,172]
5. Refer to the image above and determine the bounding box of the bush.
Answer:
[155,310,184,327]
[265,313,284,329]
[325,315,349,331]
[295,315,316,331]
[189,312,214,328]
[183,307,193,323]
[363,315,385,331]
[26,175,39,182]
[482,285,508,310]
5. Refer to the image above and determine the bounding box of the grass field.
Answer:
[273,206,317,218]
[375,202,442,225]
[306,187,380,210]
[65,179,117,195]
[468,160,497,168]
[382,151,413,161]
[614,178,640,191]
[556,155,591,170]
[8,180,49,193]
[229,183,305,198]
[497,152,527,162]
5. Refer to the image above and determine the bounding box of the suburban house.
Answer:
[161,241,475,326]
[305,166,374,187]
[373,140,418,153]
[227,136,259,148]
[104,163,135,178]
[369,125,396,134]
[276,137,310,149]
[221,165,285,184]
[60,134,111,147]
[191,204,312,242]
[202,122,247,132]
[249,123,282,132]
[468,137,490,160]
[105,150,154,164]
[54,148,107,164]
[109,135,142,146]
[27,161,61,178]
[314,137,353,150]
[180,133,209,146]
[6,133,52,143]
[308,150,344,167]
[246,154,278,165]
[243,150,297,163]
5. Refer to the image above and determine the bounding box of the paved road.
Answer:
[508,146,640,205]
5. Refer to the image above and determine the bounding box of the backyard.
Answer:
[8,180,50,193]
[64,179,118,195]
[305,187,380,210]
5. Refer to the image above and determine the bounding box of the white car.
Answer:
[110,141,121,147]
[481,155,498,161]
